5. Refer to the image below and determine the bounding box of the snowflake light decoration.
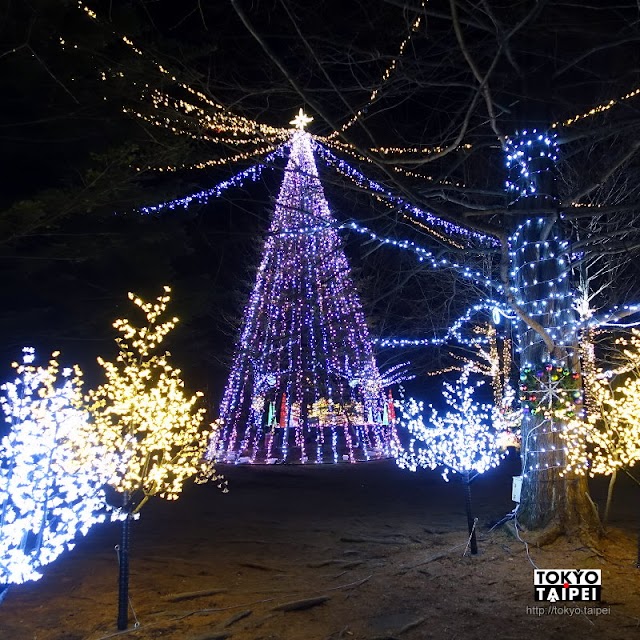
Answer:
[519,365,582,415]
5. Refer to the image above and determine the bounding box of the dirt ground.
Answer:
[2,455,639,640]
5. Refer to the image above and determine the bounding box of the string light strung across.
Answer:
[132,136,284,173]
[328,1,426,140]
[317,136,469,187]
[375,300,512,349]
[77,0,640,179]
[551,86,640,129]
[340,222,502,290]
[77,0,640,181]
[312,140,501,248]
[139,144,289,215]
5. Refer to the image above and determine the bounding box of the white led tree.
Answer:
[85,286,225,630]
[394,367,507,554]
[0,348,110,602]
[451,323,522,444]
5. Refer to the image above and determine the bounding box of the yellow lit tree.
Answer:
[563,329,640,526]
[86,286,225,630]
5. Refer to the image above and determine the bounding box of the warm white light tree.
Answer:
[85,286,225,630]
[0,348,110,601]
[563,329,640,524]
[394,366,507,554]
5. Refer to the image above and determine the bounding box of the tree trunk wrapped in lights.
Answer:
[505,131,599,536]
[207,118,399,465]
[0,349,110,602]
[85,287,226,630]
[394,366,507,554]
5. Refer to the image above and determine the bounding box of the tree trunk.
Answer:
[506,131,600,538]
[463,470,478,555]
[117,494,131,631]
[603,469,617,526]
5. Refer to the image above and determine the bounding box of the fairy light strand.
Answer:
[139,144,289,214]
[320,137,469,187]
[328,1,426,140]
[376,300,510,349]
[313,139,500,248]
[340,222,502,290]
[552,86,640,129]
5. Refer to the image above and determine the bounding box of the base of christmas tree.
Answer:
[212,423,397,465]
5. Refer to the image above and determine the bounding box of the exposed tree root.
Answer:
[189,632,231,640]
[238,562,285,572]
[221,609,252,628]
[163,588,228,602]
[272,595,331,611]
[531,523,563,547]
[340,536,409,545]
[396,617,426,634]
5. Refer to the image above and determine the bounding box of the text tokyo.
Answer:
[533,569,601,602]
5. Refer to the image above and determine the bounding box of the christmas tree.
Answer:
[208,111,396,464]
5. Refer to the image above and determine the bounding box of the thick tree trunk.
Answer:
[506,131,600,538]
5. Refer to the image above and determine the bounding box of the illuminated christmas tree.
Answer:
[208,111,396,464]
[0,349,110,601]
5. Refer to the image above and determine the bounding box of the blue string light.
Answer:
[312,139,501,248]
[375,300,515,349]
[585,303,640,329]
[505,131,560,204]
[139,144,290,214]
[340,222,503,291]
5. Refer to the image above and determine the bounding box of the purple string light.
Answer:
[206,132,398,464]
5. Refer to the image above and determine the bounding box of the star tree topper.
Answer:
[290,108,313,130]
